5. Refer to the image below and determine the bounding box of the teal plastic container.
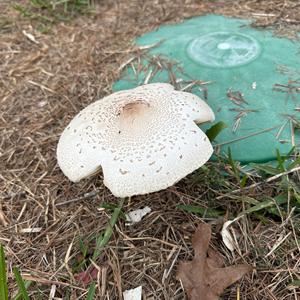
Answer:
[114,15,300,163]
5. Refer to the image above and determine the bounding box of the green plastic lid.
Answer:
[113,15,300,163]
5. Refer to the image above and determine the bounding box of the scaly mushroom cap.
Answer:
[57,83,215,197]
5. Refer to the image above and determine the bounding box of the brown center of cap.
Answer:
[120,100,150,120]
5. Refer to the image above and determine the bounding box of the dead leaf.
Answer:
[221,216,242,251]
[221,220,235,251]
[74,267,98,285]
[177,223,252,300]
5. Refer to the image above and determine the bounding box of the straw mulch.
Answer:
[0,0,299,299]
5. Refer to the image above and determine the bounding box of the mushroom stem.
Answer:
[92,197,126,261]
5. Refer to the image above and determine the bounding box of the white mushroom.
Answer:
[57,83,215,197]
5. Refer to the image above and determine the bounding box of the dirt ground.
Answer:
[1,0,300,299]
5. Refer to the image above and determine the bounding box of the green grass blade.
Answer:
[238,194,287,216]
[0,245,8,300]
[240,174,248,187]
[276,149,285,171]
[287,157,300,170]
[86,282,96,300]
[294,193,300,204]
[227,148,237,174]
[92,197,125,261]
[250,163,280,175]
[227,148,242,185]
[13,281,32,300]
[12,267,30,300]
[205,121,228,142]
[285,146,296,159]
[79,238,88,258]
[177,204,224,218]
[289,280,300,287]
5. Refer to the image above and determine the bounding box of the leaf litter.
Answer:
[1,0,299,298]
[177,223,252,300]
[74,266,98,286]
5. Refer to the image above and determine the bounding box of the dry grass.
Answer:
[0,0,299,299]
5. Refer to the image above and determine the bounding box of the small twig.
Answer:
[164,246,181,281]
[265,232,292,258]
[276,119,289,139]
[143,68,153,84]
[19,227,42,233]
[226,89,249,106]
[230,108,259,133]
[214,125,280,147]
[28,80,56,94]
[137,40,165,50]
[251,13,277,17]
[217,166,300,200]
[21,274,85,290]
[56,188,102,206]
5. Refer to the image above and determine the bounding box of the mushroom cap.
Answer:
[57,83,215,197]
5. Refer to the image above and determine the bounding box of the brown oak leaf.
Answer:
[177,223,252,300]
